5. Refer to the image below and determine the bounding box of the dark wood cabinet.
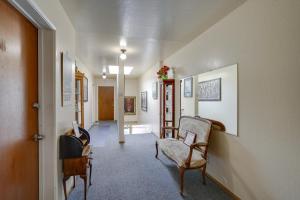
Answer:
[160,79,175,138]
[60,128,92,200]
[75,69,85,128]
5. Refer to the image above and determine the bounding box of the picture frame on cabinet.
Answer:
[141,91,147,112]
[83,76,88,102]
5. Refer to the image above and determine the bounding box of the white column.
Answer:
[117,62,125,143]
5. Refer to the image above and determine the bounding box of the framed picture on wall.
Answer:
[83,76,88,102]
[198,78,221,101]
[124,96,136,115]
[184,77,193,97]
[61,52,73,106]
[152,81,158,99]
[141,91,147,112]
[183,131,196,146]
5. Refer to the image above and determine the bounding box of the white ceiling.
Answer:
[60,0,245,77]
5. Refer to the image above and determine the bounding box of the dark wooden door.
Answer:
[0,1,39,199]
[98,86,114,120]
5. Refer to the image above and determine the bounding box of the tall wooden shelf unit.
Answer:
[75,69,85,128]
[160,79,175,138]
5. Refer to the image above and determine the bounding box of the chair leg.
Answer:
[202,165,207,185]
[179,167,185,195]
[72,176,76,189]
[89,161,92,186]
[155,141,158,158]
[80,175,87,200]
[63,177,68,200]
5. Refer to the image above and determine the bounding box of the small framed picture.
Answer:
[183,131,196,146]
[141,91,147,112]
[83,76,88,102]
[152,81,158,99]
[72,121,81,138]
[184,77,193,97]
[198,78,221,101]
[124,96,136,115]
[61,52,73,106]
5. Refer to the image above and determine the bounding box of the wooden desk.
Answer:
[60,129,92,200]
[62,145,92,200]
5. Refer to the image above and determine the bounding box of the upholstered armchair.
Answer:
[155,116,213,194]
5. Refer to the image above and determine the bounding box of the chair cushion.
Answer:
[158,138,206,168]
[178,116,212,144]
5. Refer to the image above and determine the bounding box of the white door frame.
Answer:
[8,0,57,199]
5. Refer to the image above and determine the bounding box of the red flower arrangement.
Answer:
[157,66,170,80]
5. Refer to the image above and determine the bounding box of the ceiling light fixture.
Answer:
[124,66,133,75]
[120,49,127,60]
[108,65,134,75]
[102,67,107,79]
[120,39,127,48]
[108,65,119,74]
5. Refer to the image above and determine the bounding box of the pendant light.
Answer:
[120,49,127,60]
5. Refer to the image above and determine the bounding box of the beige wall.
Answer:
[30,0,95,199]
[163,0,300,199]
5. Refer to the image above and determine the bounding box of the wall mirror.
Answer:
[180,64,238,136]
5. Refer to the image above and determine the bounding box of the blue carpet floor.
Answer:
[68,122,232,200]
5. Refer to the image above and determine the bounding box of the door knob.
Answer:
[33,133,45,141]
[32,102,40,109]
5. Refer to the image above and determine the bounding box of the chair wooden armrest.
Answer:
[191,142,208,148]
[185,142,208,168]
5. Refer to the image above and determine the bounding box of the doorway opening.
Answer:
[98,86,114,121]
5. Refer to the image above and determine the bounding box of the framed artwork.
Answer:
[183,131,196,146]
[198,78,221,101]
[152,81,158,99]
[124,96,136,115]
[184,77,193,97]
[61,52,73,106]
[141,91,147,112]
[72,121,81,138]
[83,76,88,102]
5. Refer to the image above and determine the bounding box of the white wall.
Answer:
[163,0,300,199]
[197,64,238,135]
[137,63,161,136]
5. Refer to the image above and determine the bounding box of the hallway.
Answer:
[69,122,231,200]
[1,0,299,199]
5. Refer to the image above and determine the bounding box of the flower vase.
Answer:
[167,68,174,79]
[161,75,168,80]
